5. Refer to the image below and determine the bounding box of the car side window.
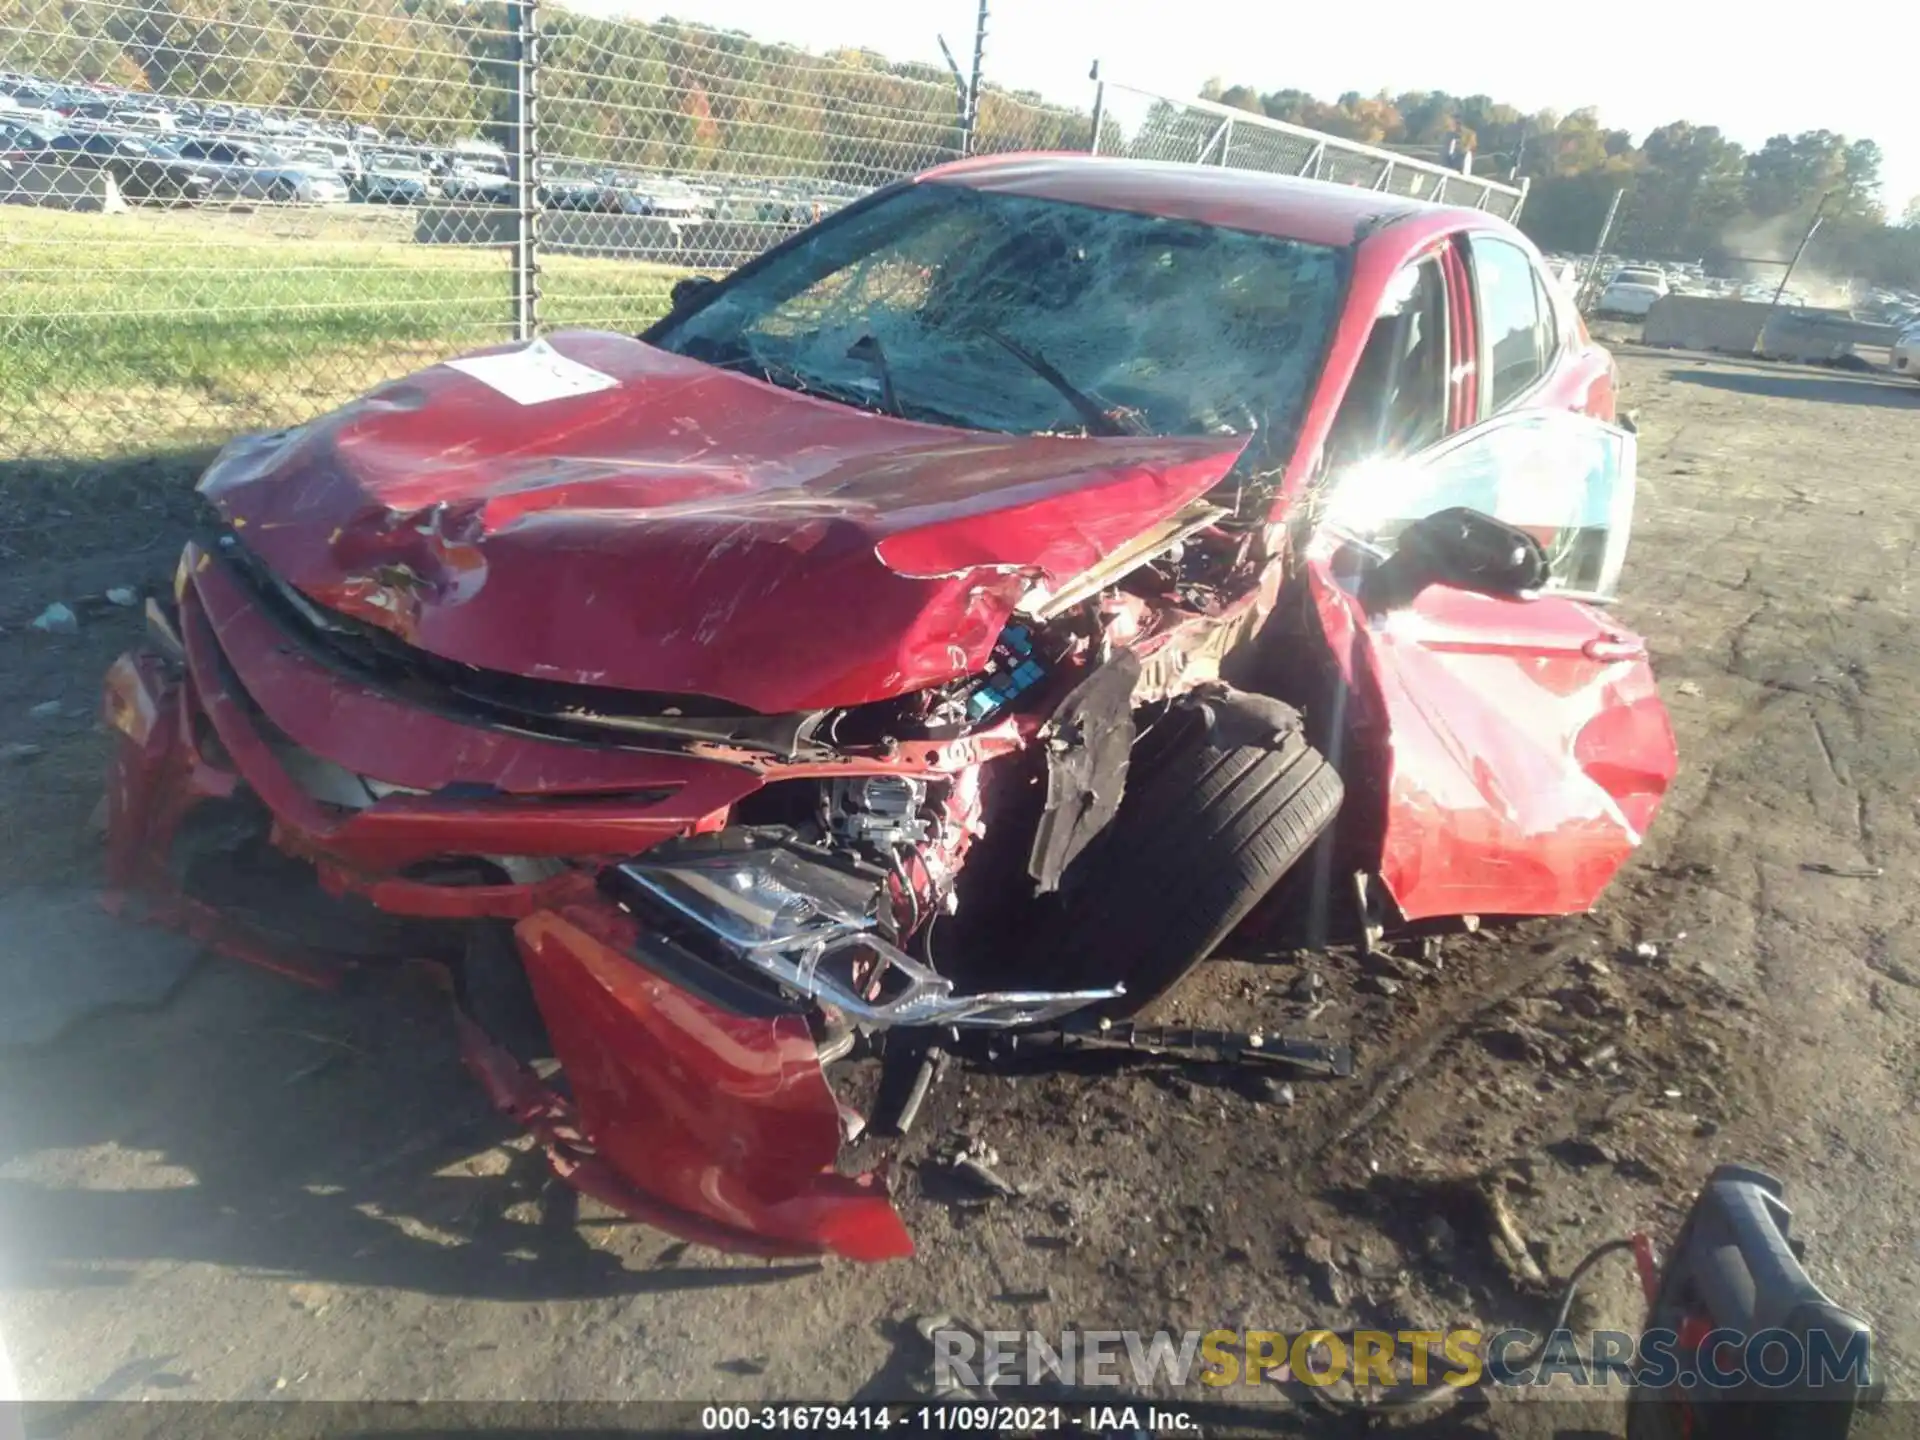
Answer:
[1320,410,1637,598]
[1533,269,1561,361]
[1470,236,1551,411]
[1321,258,1450,472]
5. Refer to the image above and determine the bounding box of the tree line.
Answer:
[4,0,1914,285]
[1201,81,1919,288]
[0,0,1087,186]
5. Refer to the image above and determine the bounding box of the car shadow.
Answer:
[0,450,212,572]
[1663,367,1918,408]
[0,956,820,1302]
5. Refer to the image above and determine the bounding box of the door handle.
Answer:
[1583,635,1646,662]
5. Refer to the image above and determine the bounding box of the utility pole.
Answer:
[1771,191,1831,310]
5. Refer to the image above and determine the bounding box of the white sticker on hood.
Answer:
[443,338,618,405]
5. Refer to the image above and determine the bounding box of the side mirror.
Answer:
[670,274,716,312]
[1362,506,1549,611]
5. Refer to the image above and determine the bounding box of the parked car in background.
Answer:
[436,145,513,204]
[167,136,345,203]
[61,98,175,134]
[0,126,214,203]
[1892,320,1920,381]
[1596,266,1669,318]
[169,136,251,165]
[354,148,431,203]
[0,103,61,133]
[0,76,57,109]
[541,170,624,212]
[103,154,1670,1263]
[1737,280,1810,306]
[623,176,706,219]
[311,136,361,182]
[435,138,512,203]
[240,146,350,203]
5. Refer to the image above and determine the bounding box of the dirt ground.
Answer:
[2,346,1917,1430]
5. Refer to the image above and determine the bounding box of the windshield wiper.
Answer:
[845,333,902,417]
[972,326,1144,437]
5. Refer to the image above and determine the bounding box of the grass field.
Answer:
[0,204,691,463]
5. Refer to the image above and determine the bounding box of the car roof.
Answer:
[916,151,1484,248]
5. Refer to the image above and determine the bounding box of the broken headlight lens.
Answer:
[624,846,878,957]
[616,843,1121,1029]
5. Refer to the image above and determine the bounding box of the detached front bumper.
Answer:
[101,545,914,1261]
[473,904,911,1261]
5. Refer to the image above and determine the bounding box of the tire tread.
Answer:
[1039,715,1343,1014]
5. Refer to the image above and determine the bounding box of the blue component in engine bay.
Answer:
[966,625,1049,721]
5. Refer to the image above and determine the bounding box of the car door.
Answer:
[1303,255,1674,923]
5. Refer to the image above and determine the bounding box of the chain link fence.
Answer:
[1,0,530,470]
[0,2,996,469]
[1093,80,1528,221]
[2,6,1499,485]
[971,89,1094,157]
[533,9,971,331]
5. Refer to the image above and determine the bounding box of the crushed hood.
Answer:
[201,331,1246,714]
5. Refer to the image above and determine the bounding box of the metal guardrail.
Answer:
[1092,80,1528,221]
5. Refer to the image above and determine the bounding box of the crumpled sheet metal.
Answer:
[199,334,1244,713]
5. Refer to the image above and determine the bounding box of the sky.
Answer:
[588,0,1919,216]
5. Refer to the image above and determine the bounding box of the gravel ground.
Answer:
[2,346,1917,1431]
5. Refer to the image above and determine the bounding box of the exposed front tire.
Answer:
[1031,707,1344,1016]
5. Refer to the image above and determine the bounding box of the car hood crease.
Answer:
[200,331,1247,714]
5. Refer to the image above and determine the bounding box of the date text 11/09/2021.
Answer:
[700,1405,1199,1432]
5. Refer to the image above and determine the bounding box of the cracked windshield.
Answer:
[656,184,1348,454]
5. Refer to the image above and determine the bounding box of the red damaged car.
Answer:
[101,154,1676,1262]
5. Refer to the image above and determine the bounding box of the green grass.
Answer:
[0,205,691,462]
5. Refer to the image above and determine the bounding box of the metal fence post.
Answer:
[961,0,987,157]
[937,33,969,155]
[1088,60,1105,155]
[508,0,541,342]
